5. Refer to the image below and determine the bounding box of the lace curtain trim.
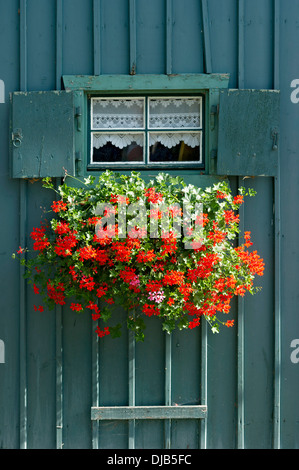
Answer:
[149,132,201,148]
[92,132,201,149]
[93,98,144,109]
[93,114,144,129]
[149,113,201,128]
[149,98,201,108]
[93,113,200,129]
[93,133,144,149]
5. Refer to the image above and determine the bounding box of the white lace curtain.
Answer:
[92,97,202,130]
[149,132,201,148]
[148,98,202,128]
[93,133,144,149]
[92,132,201,149]
[92,98,144,129]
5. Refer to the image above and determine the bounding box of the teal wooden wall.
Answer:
[0,0,298,449]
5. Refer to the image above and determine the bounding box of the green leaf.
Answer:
[109,324,122,339]
[100,307,112,322]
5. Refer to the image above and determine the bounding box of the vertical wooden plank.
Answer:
[20,0,27,92]
[0,0,20,448]
[63,0,94,75]
[237,0,245,448]
[93,0,101,75]
[135,317,165,448]
[129,0,137,75]
[172,0,204,73]
[242,178,274,448]
[200,321,208,449]
[55,305,63,449]
[128,325,136,449]
[55,188,64,450]
[91,327,99,449]
[100,0,129,74]
[243,0,274,90]
[98,307,129,449]
[206,0,238,87]
[25,181,56,448]
[273,0,280,90]
[201,0,212,73]
[19,0,28,450]
[62,306,93,449]
[19,180,27,449]
[135,0,165,74]
[26,0,56,91]
[56,0,63,90]
[164,333,172,449]
[237,177,245,449]
[238,0,245,89]
[55,3,63,449]
[166,0,172,74]
[91,1,101,448]
[273,0,281,450]
[278,0,299,448]
[171,328,201,449]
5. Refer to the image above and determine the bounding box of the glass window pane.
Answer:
[149,132,201,163]
[92,133,144,163]
[92,97,145,130]
[148,97,202,129]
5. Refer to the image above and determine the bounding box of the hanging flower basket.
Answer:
[14,171,264,341]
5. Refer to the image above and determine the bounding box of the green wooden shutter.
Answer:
[10,90,83,178]
[216,89,280,176]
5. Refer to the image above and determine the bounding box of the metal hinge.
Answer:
[210,149,217,173]
[210,149,217,160]
[210,105,218,131]
[75,106,82,131]
[75,151,82,176]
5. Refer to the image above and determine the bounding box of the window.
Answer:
[90,95,203,167]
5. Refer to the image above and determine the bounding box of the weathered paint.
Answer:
[0,0,298,450]
[62,73,230,92]
[91,405,207,421]
[10,91,76,178]
[217,88,280,176]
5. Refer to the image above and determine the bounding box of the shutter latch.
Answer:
[271,128,279,151]
[12,128,23,148]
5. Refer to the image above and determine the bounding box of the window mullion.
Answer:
[145,97,149,165]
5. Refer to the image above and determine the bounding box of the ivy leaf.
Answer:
[162,318,176,334]
[177,316,189,330]
[100,307,112,322]
[109,324,122,339]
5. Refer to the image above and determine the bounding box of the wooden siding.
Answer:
[0,0,298,450]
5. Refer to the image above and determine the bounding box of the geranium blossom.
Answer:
[51,200,68,213]
[16,171,264,341]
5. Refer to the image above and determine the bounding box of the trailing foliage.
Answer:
[14,171,264,341]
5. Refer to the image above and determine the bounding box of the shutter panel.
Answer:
[217,89,280,176]
[10,90,78,178]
